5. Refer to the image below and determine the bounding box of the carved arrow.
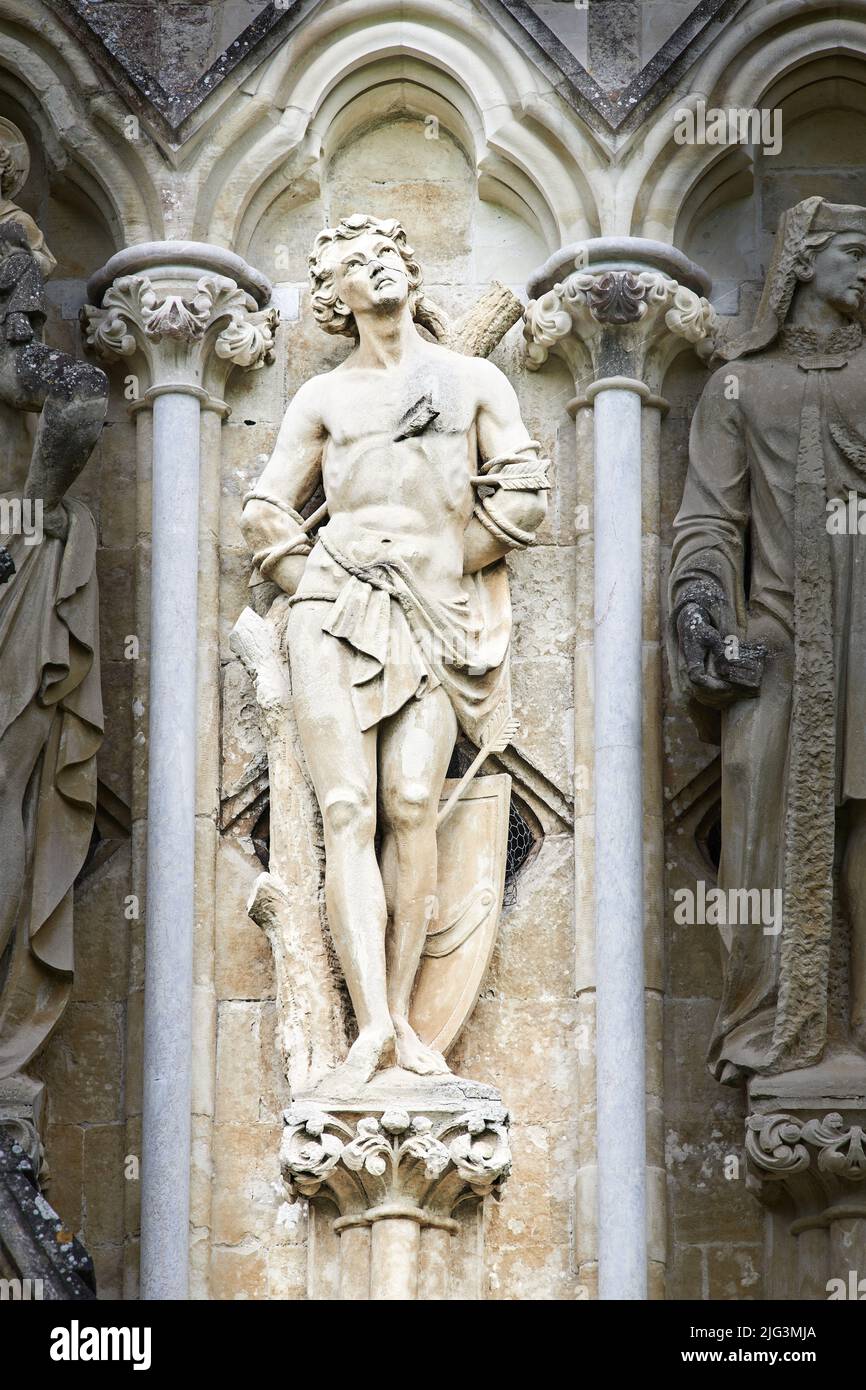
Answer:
[436,704,519,828]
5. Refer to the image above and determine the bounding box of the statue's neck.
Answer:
[787,284,853,334]
[352,305,420,370]
[779,320,863,356]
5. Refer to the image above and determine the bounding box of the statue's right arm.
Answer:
[240,378,326,595]
[670,367,750,701]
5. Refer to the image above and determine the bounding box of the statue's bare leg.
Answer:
[842,798,866,1050]
[287,603,395,1083]
[379,686,456,1075]
[0,701,55,962]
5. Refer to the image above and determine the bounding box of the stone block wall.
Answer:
[80,0,268,91]
[209,112,580,1298]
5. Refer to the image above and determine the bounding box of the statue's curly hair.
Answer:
[308,214,440,338]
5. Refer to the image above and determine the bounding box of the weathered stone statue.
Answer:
[670,197,866,1083]
[0,205,108,1085]
[241,214,549,1088]
[0,118,55,280]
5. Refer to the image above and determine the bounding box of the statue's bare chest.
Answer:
[319,363,476,447]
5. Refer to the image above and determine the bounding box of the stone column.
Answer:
[524,240,716,1299]
[82,245,277,1300]
[281,1091,511,1301]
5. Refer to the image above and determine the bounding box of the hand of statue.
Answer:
[41,503,69,543]
[268,553,308,597]
[676,602,738,704]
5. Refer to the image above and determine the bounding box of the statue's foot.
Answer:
[331,1024,396,1089]
[393,1017,450,1076]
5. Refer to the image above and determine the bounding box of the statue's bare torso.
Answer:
[297,343,507,598]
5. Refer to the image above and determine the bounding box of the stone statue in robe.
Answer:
[0,205,108,1081]
[241,214,549,1088]
[670,198,866,1083]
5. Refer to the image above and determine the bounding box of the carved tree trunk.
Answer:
[231,600,346,1093]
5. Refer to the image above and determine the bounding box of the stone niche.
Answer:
[662,95,866,1301]
[0,97,135,1300]
[216,103,580,1300]
[15,0,866,1309]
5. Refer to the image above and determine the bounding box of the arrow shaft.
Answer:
[436,745,489,828]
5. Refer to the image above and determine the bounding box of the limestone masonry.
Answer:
[1,0,865,1305]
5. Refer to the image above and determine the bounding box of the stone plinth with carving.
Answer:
[281,1072,510,1300]
[745,1061,866,1299]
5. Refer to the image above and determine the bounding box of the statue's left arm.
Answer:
[463,358,551,574]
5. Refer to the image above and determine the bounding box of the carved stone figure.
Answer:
[0,119,55,279]
[0,198,108,1083]
[669,198,866,1083]
[241,214,549,1088]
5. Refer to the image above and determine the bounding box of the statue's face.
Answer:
[323,230,410,318]
[804,234,866,317]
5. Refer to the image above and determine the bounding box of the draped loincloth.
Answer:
[289,531,513,744]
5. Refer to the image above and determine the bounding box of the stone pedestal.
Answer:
[281,1070,511,1301]
[746,1059,866,1299]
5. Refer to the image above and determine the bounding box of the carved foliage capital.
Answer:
[746,1110,866,1220]
[81,272,278,379]
[280,1102,511,1226]
[523,268,718,381]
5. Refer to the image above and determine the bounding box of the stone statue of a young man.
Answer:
[242,214,549,1086]
[670,198,866,1083]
